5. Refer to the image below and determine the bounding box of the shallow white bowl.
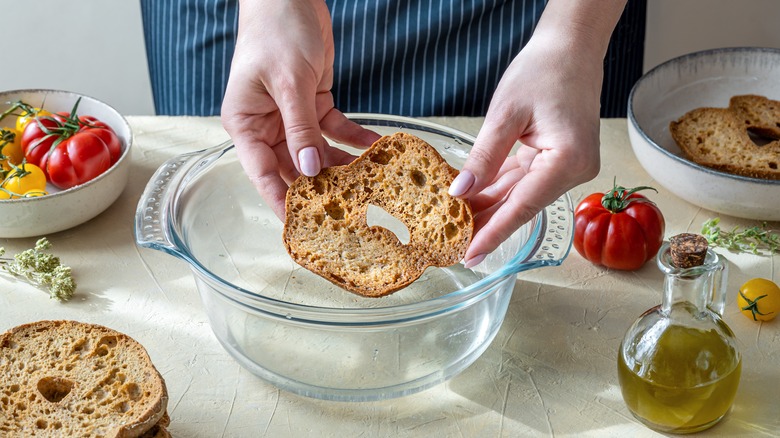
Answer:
[0,89,132,238]
[628,47,780,221]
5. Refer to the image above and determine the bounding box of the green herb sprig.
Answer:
[0,238,76,301]
[702,218,780,256]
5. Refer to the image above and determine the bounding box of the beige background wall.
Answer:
[3,0,780,116]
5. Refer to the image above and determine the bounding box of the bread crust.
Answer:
[0,320,168,437]
[670,96,780,180]
[283,132,474,297]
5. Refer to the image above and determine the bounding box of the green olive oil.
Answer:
[618,324,741,434]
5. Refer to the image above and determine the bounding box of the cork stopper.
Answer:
[669,233,708,268]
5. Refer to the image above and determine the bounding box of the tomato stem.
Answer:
[601,178,658,213]
[739,289,773,321]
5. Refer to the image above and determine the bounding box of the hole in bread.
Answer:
[123,383,141,401]
[366,204,410,245]
[444,223,459,240]
[770,162,778,170]
[369,149,392,165]
[324,201,345,220]
[36,419,47,429]
[312,178,326,195]
[97,336,118,349]
[747,128,776,145]
[37,377,74,403]
[410,170,427,187]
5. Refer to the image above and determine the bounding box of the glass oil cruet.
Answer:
[618,233,741,434]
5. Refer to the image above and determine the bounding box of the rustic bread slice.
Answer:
[139,412,170,438]
[728,94,780,139]
[0,320,169,437]
[670,106,780,179]
[283,132,474,297]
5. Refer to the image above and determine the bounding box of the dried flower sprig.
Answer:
[701,218,780,256]
[0,238,76,301]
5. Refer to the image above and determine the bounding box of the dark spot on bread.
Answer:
[410,170,426,187]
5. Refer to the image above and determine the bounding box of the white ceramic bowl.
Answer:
[0,89,132,237]
[628,47,780,221]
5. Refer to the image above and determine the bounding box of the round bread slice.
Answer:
[728,94,780,139]
[283,132,474,297]
[0,320,168,437]
[670,106,780,180]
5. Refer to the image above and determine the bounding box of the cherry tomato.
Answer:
[1,162,47,198]
[20,116,61,171]
[738,278,780,322]
[0,128,24,170]
[15,106,52,133]
[573,181,666,270]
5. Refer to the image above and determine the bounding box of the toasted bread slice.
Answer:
[283,132,473,297]
[729,94,780,139]
[0,320,169,438]
[670,106,780,180]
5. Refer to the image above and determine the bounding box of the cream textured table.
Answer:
[2,117,778,438]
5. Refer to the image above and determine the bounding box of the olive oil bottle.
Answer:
[618,234,741,434]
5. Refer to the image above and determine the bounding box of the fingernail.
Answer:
[463,253,487,269]
[449,170,475,197]
[298,147,321,177]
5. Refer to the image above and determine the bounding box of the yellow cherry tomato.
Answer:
[21,188,47,198]
[15,107,52,133]
[0,127,24,170]
[738,278,780,322]
[1,162,47,198]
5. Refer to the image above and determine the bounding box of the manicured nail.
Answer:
[298,147,321,177]
[449,170,475,197]
[463,253,487,269]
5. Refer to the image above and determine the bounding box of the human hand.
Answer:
[221,0,380,219]
[449,1,625,268]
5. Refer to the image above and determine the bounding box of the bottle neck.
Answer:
[661,272,711,316]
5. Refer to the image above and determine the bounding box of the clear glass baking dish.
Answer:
[135,114,573,401]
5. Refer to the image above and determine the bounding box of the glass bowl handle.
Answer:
[135,140,233,256]
[507,193,575,275]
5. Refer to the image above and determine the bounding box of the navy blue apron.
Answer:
[140,0,645,117]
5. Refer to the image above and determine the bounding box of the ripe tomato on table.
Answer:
[573,181,665,271]
[19,100,121,190]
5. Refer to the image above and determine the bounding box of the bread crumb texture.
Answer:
[283,132,474,297]
[0,320,168,438]
[670,94,780,179]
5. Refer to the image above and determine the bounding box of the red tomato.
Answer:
[20,101,121,189]
[20,116,60,171]
[45,131,113,189]
[573,182,665,271]
[78,115,122,163]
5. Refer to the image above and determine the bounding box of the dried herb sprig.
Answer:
[0,238,76,301]
[701,218,780,256]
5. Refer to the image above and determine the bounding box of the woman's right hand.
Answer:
[221,0,380,219]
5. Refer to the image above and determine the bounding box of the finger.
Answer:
[233,138,290,220]
[464,163,576,266]
[468,164,529,212]
[320,108,382,148]
[273,77,326,177]
[449,110,529,199]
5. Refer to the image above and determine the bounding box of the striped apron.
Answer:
[140,0,645,117]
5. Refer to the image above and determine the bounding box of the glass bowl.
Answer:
[135,114,573,401]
